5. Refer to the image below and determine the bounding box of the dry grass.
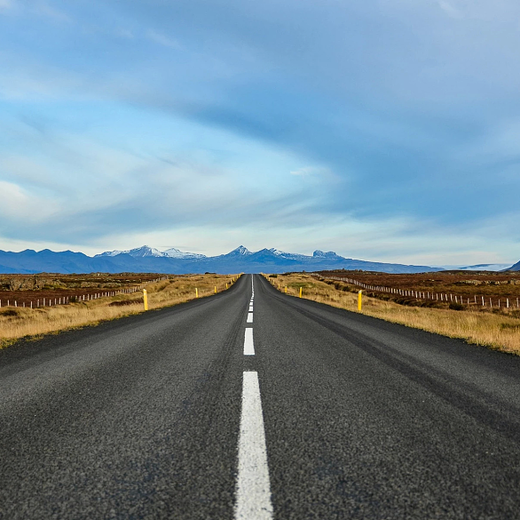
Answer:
[265,273,520,355]
[0,274,240,349]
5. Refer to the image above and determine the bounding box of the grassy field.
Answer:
[265,273,520,355]
[0,273,240,349]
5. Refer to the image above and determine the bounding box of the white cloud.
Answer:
[0,56,86,101]
[0,181,55,221]
[32,2,70,22]
[290,166,327,177]
[116,28,134,39]
[147,30,181,49]
[1,1,71,21]
[436,0,461,18]
[0,0,12,11]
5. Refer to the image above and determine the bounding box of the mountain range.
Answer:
[0,245,516,274]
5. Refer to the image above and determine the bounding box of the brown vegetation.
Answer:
[314,269,520,312]
[265,273,520,355]
[0,273,165,308]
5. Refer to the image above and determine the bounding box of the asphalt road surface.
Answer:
[1,274,520,519]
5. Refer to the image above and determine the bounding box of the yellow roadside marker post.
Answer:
[358,290,362,311]
[226,283,228,289]
[214,286,217,294]
[285,286,287,294]
[299,287,303,298]
[196,288,199,298]
[143,289,148,311]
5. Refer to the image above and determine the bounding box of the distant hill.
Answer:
[454,263,513,271]
[508,260,520,271]
[0,245,444,274]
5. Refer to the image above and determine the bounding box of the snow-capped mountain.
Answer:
[96,245,206,259]
[96,245,168,258]
[224,245,251,256]
[312,250,344,260]
[98,249,125,257]
[163,247,206,259]
[268,248,307,260]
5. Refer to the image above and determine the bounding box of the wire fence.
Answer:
[314,274,520,310]
[0,277,168,310]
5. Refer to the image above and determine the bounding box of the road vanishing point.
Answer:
[1,274,520,519]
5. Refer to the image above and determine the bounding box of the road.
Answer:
[1,274,520,519]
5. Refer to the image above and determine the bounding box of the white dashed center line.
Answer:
[247,312,253,323]
[235,371,273,520]
[244,328,255,356]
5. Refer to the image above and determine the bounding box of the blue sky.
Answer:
[1,0,519,266]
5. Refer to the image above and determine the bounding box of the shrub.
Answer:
[500,322,520,330]
[449,302,465,311]
[109,299,143,306]
[0,309,19,317]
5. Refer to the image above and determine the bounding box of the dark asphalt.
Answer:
[1,274,520,519]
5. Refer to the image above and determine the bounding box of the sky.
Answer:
[1,0,519,266]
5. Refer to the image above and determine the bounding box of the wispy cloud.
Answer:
[0,0,519,264]
[32,2,71,22]
[290,166,324,177]
[115,28,134,39]
[146,30,180,49]
[436,0,462,18]
[3,1,72,22]
[0,180,56,221]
